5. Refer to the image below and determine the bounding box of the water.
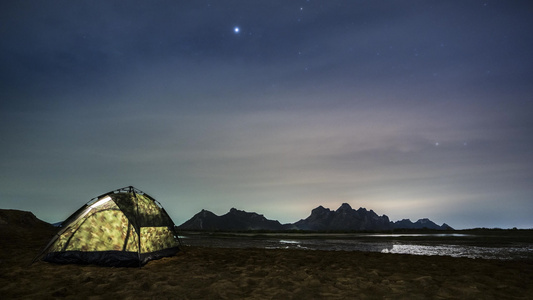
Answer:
[179,232,533,260]
[381,244,532,260]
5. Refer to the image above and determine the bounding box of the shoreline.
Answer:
[179,230,533,261]
[3,242,532,299]
[1,217,532,299]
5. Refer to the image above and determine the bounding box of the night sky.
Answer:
[1,1,532,229]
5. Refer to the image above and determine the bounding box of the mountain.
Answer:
[178,203,452,232]
[0,209,53,229]
[178,208,284,231]
[0,209,57,243]
[392,218,453,230]
[293,203,392,231]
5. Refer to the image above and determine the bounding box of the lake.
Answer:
[179,231,533,260]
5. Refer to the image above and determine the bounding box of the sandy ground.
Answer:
[1,215,532,299]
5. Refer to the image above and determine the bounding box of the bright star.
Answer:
[234,27,240,33]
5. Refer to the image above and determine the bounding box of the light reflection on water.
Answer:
[181,234,533,260]
[381,244,532,260]
[279,240,300,244]
[370,233,471,237]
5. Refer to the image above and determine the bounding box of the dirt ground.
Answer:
[1,211,532,299]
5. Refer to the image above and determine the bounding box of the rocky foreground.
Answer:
[1,209,532,299]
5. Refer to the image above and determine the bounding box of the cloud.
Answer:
[1,1,532,229]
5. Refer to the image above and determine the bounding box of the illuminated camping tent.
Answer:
[37,186,181,267]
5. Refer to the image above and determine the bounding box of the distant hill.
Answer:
[392,218,453,230]
[177,203,453,231]
[292,203,392,231]
[0,209,54,229]
[0,209,57,244]
[178,208,285,231]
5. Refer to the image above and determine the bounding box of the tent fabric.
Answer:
[39,186,181,267]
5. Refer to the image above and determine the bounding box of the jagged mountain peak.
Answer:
[312,205,331,212]
[392,218,453,230]
[337,203,353,211]
[228,208,250,215]
[296,204,391,231]
[179,207,283,231]
[441,223,453,230]
[178,204,452,231]
[417,218,431,223]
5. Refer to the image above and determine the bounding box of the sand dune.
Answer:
[1,211,532,299]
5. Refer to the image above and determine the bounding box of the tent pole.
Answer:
[131,186,142,268]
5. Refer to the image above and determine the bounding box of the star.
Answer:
[234,26,240,34]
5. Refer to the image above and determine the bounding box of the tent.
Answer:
[36,186,181,267]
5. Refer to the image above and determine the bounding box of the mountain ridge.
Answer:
[178,203,453,231]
